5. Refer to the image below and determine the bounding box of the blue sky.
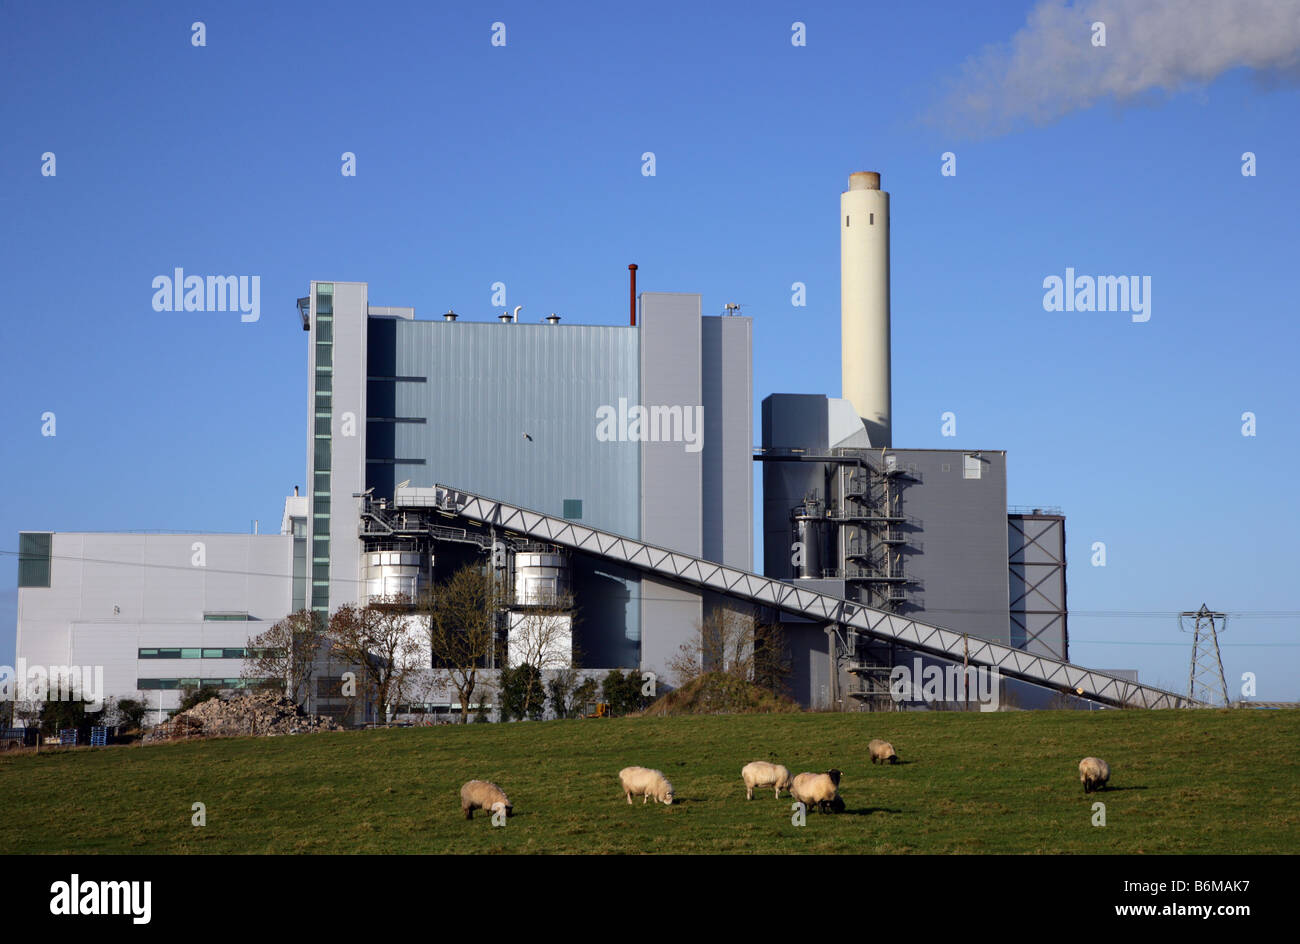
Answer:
[2,1,1297,698]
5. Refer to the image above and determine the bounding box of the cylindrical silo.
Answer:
[841,171,891,447]
[513,550,571,607]
[362,549,431,603]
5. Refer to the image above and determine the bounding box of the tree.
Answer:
[547,666,579,719]
[326,593,425,724]
[242,608,327,707]
[39,696,97,740]
[112,698,148,732]
[572,676,599,717]
[668,609,791,700]
[499,663,545,721]
[14,697,43,732]
[602,669,626,715]
[752,623,792,698]
[601,669,647,716]
[421,564,506,725]
[506,591,576,719]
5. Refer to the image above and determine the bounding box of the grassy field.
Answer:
[1,709,1295,854]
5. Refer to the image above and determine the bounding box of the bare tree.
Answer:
[325,594,424,724]
[506,591,577,719]
[242,608,327,707]
[752,622,792,698]
[669,609,790,695]
[670,608,753,686]
[420,564,506,724]
[14,697,43,732]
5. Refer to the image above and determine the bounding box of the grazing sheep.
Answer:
[1078,757,1111,794]
[741,761,793,799]
[868,739,898,765]
[619,766,674,806]
[460,780,512,819]
[791,769,843,813]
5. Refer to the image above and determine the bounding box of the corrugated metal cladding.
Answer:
[388,320,641,540]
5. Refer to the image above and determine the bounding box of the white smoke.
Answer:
[933,0,1300,136]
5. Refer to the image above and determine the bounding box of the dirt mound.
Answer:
[639,673,801,716]
[144,689,344,742]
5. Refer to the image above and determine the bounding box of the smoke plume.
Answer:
[932,0,1300,136]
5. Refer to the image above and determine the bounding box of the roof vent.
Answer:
[443,309,458,322]
[546,313,561,324]
[498,312,513,323]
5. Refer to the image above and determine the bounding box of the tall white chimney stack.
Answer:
[840,171,891,447]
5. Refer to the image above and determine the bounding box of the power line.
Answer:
[2,549,1298,619]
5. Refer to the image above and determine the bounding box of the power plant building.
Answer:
[15,171,1187,719]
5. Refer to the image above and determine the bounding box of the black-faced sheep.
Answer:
[742,761,793,799]
[1078,757,1111,794]
[619,766,674,805]
[460,779,512,819]
[791,769,843,813]
[868,739,898,765]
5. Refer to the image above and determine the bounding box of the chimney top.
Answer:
[848,171,881,191]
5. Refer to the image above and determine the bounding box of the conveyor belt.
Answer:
[406,484,1199,709]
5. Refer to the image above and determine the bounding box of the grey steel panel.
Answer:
[390,320,640,540]
[639,293,702,556]
[702,316,753,570]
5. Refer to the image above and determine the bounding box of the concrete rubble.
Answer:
[144,689,344,742]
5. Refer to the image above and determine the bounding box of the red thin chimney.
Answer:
[628,264,638,326]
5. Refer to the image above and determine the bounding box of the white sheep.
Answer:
[868,739,898,765]
[741,761,793,799]
[1078,757,1110,794]
[618,766,674,806]
[460,779,512,819]
[791,769,843,813]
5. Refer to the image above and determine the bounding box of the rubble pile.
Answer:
[144,689,344,742]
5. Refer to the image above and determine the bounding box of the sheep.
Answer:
[868,739,898,765]
[618,766,674,806]
[741,761,793,800]
[1078,757,1111,794]
[790,769,843,813]
[460,780,512,819]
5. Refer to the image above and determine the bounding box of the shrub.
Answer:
[115,698,148,731]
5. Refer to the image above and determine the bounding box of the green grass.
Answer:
[2,709,1295,853]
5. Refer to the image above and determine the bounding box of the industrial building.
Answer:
[14,170,1190,721]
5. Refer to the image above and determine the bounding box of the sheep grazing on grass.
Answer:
[868,739,898,765]
[460,780,512,819]
[741,761,793,800]
[1078,757,1111,794]
[791,769,843,813]
[618,766,675,806]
